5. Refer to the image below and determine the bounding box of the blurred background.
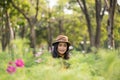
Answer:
[0,0,120,54]
[0,0,120,80]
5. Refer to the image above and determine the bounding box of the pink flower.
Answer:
[6,66,16,74]
[15,59,24,67]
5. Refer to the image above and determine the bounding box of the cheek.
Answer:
[64,47,67,50]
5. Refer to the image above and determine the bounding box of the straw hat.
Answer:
[52,35,70,46]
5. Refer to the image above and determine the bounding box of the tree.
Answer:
[76,0,109,49]
[76,0,94,47]
[11,0,39,55]
[0,0,14,51]
[106,0,117,49]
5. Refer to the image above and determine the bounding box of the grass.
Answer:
[0,39,120,80]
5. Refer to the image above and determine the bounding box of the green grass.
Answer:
[0,41,120,80]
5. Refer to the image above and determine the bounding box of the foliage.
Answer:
[0,45,120,80]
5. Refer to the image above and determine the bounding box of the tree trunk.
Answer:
[47,23,52,51]
[77,0,94,47]
[1,9,14,51]
[95,0,102,48]
[1,10,8,51]
[47,11,53,51]
[30,25,36,54]
[58,19,64,34]
[20,26,26,39]
[1,26,10,51]
[107,0,116,49]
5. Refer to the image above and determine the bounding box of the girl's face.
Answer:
[57,42,68,55]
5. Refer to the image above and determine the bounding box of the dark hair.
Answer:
[52,42,70,60]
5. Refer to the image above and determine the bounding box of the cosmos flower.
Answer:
[15,59,24,67]
[6,66,16,74]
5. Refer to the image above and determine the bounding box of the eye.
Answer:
[59,43,62,46]
[63,43,67,47]
[58,43,62,47]
[58,43,67,47]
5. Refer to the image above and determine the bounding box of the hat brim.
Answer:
[52,41,71,46]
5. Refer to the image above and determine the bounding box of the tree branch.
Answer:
[11,0,31,26]
[35,0,39,20]
[104,0,109,9]
[76,0,85,13]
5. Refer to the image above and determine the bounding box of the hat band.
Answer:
[57,37,68,42]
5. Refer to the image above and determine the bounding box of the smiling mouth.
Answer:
[60,50,65,52]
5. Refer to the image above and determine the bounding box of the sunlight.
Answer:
[48,0,58,8]
[117,0,120,6]
[64,8,73,14]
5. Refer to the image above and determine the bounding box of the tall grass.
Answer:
[0,39,120,80]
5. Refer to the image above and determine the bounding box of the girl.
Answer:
[52,35,71,60]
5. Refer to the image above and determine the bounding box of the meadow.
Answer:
[0,39,120,80]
